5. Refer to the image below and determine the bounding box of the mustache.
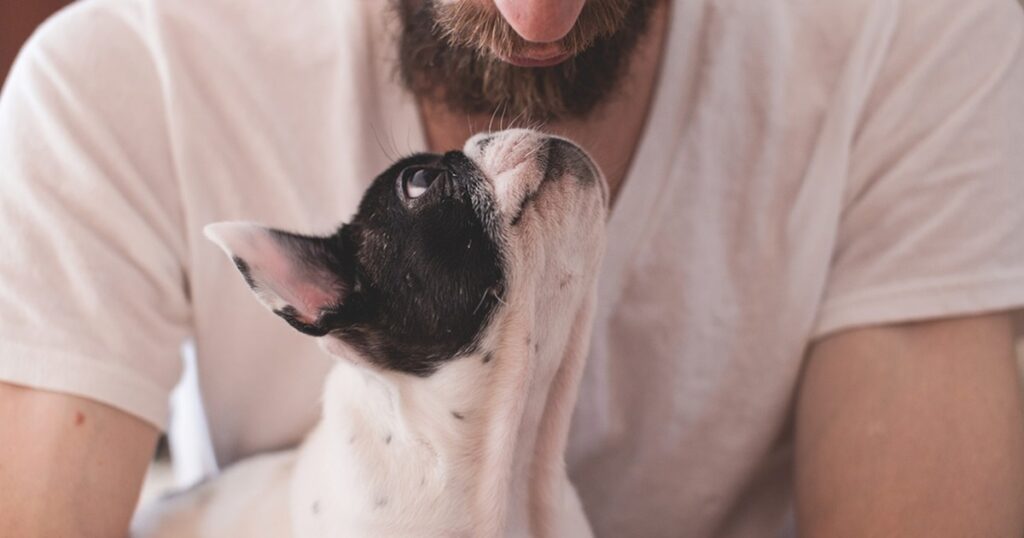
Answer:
[432,0,631,58]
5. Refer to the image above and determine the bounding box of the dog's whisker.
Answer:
[487,104,501,134]
[370,121,396,161]
[510,108,529,129]
[491,287,507,306]
[473,288,490,314]
[497,101,510,132]
[501,104,516,131]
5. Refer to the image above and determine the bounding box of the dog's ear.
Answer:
[204,222,349,336]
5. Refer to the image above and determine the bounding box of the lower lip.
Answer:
[501,51,572,68]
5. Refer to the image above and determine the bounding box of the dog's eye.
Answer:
[401,167,443,200]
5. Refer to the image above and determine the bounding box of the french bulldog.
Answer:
[132,128,608,537]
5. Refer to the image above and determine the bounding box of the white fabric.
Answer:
[1,0,1023,536]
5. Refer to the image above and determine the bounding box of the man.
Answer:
[1,0,1023,536]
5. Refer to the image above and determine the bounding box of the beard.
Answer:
[397,0,658,124]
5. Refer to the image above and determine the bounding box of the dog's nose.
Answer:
[463,132,498,163]
[462,129,550,220]
[474,134,495,153]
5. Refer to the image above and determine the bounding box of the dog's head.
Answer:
[207,129,607,376]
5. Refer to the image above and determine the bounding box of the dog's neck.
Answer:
[304,279,596,537]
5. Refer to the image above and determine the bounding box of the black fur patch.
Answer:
[266,152,506,376]
[232,256,258,290]
[274,306,330,337]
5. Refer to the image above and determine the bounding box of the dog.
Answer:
[132,128,608,537]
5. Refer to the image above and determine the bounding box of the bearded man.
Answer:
[1,0,1023,536]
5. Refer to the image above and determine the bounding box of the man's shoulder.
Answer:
[4,0,168,132]
[709,0,1020,51]
[732,0,1019,30]
[20,0,153,70]
[19,0,379,84]
[686,0,1022,103]
[778,0,1021,52]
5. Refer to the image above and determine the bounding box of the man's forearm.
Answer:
[0,382,158,537]
[795,314,1024,537]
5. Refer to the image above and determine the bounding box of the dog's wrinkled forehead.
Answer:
[207,129,604,377]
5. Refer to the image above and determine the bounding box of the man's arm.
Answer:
[0,381,158,537]
[795,313,1024,536]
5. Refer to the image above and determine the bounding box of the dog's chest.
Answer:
[288,360,492,536]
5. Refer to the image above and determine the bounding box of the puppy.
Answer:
[132,129,608,537]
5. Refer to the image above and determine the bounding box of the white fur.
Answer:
[133,129,607,538]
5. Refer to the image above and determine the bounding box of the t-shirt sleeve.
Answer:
[0,0,190,429]
[813,0,1024,339]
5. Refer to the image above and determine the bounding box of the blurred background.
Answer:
[2,1,69,81]
[3,0,1024,510]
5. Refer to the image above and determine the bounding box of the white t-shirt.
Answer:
[2,0,1023,535]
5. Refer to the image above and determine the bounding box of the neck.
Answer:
[305,287,597,537]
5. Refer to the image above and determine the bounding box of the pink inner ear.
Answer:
[270,271,342,323]
[205,222,343,324]
[255,251,341,323]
